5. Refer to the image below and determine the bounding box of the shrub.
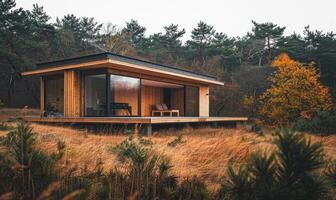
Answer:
[0,121,66,199]
[174,176,211,200]
[167,135,185,147]
[0,122,13,131]
[220,127,332,200]
[0,121,93,200]
[107,136,177,199]
[250,122,263,136]
[296,109,336,135]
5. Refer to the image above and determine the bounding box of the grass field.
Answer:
[1,122,336,190]
[1,108,336,190]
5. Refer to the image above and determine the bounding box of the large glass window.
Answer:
[44,75,64,116]
[84,74,106,116]
[185,86,199,117]
[83,72,199,117]
[110,75,140,116]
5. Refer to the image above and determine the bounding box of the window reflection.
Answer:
[84,74,106,116]
[185,86,199,116]
[45,76,64,116]
[110,75,139,116]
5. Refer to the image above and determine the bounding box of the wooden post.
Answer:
[134,123,139,137]
[138,124,152,136]
[64,70,81,117]
[144,124,152,136]
[199,86,209,117]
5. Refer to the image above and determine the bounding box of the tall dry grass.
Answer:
[0,108,40,118]
[2,121,336,190]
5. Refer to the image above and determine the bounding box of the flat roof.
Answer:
[22,52,224,85]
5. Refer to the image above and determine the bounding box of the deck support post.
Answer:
[139,124,152,136]
[211,122,218,128]
[134,123,139,137]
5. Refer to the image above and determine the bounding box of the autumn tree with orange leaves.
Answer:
[259,53,333,125]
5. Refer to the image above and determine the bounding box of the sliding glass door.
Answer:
[84,74,107,116]
[44,75,64,115]
[185,86,199,117]
[83,71,200,117]
[84,72,140,117]
[109,75,140,116]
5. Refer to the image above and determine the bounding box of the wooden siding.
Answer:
[199,86,209,117]
[141,85,163,116]
[41,68,214,118]
[64,70,81,117]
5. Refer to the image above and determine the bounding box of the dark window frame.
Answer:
[43,74,64,114]
[82,69,200,118]
[83,70,141,117]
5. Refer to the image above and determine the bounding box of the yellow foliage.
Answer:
[259,53,333,125]
[241,95,255,109]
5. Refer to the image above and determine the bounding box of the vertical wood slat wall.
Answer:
[141,85,164,116]
[64,70,81,117]
[199,86,209,117]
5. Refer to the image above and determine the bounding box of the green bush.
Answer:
[3,123,336,200]
[296,109,336,134]
[106,136,178,199]
[220,127,333,200]
[167,135,185,147]
[174,176,211,200]
[0,121,93,200]
[0,122,13,131]
[250,122,263,136]
[0,121,67,199]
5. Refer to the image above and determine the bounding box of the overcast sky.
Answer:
[16,0,336,39]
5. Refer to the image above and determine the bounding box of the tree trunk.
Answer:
[267,37,272,64]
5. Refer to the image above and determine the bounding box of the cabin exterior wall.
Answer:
[41,68,211,118]
[64,70,81,117]
[199,86,209,117]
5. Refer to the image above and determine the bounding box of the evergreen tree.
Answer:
[0,0,54,106]
[55,14,102,57]
[211,32,241,71]
[163,24,185,57]
[123,19,147,50]
[187,21,215,63]
[250,21,285,64]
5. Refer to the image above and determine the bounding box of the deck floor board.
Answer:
[24,116,248,124]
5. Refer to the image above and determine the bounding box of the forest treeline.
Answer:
[1,0,336,116]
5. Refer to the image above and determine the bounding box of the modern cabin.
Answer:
[21,52,247,134]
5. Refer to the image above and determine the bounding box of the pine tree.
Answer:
[250,21,285,64]
[123,19,146,50]
[187,21,215,63]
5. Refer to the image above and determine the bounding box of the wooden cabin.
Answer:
[21,52,247,134]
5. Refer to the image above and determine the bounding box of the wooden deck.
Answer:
[24,116,248,124]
